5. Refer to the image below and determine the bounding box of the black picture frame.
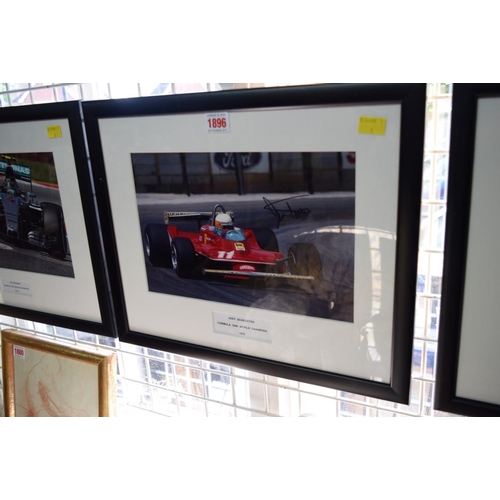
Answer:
[83,83,426,403]
[435,83,500,416]
[0,101,116,337]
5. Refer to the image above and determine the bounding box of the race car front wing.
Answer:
[202,268,315,280]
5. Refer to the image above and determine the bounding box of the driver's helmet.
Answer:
[5,166,15,179]
[4,166,16,186]
[215,213,234,230]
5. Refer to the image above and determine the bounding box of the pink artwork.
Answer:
[1,329,116,417]
[20,353,93,417]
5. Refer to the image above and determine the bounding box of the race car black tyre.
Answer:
[0,210,6,234]
[288,242,322,281]
[17,212,29,240]
[13,204,31,242]
[145,224,171,267]
[171,237,196,278]
[252,227,279,252]
[42,202,67,259]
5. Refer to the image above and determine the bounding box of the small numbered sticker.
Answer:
[13,345,25,359]
[358,116,387,136]
[47,125,63,139]
[206,112,230,133]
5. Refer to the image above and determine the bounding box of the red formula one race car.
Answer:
[144,204,322,284]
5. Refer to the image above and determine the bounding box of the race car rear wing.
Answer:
[163,211,212,225]
[164,210,234,226]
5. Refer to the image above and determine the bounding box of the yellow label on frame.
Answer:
[47,125,62,139]
[358,116,387,136]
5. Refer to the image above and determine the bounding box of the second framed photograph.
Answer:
[435,83,500,416]
[83,84,426,403]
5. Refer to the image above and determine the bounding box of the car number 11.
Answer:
[217,251,235,259]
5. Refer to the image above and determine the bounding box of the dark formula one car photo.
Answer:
[144,204,323,288]
[0,162,68,259]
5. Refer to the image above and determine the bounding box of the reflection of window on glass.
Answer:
[430,276,442,295]
[434,154,448,201]
[423,154,449,202]
[439,83,451,95]
[422,156,432,200]
[419,205,430,247]
[425,102,433,138]
[433,207,445,249]
[414,297,426,337]
[428,298,440,330]
[437,100,451,150]
[412,339,424,376]
[417,274,426,292]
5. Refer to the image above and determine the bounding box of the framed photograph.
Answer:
[84,84,426,403]
[1,328,116,416]
[0,101,116,336]
[435,84,500,416]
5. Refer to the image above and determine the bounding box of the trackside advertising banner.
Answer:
[0,161,31,181]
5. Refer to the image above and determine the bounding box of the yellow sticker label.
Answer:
[358,116,387,136]
[47,125,62,139]
[234,242,245,251]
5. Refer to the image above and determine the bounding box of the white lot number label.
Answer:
[206,112,230,133]
[13,345,25,359]
[1,279,32,297]
[213,311,272,343]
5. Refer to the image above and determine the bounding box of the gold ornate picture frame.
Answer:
[1,328,116,417]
